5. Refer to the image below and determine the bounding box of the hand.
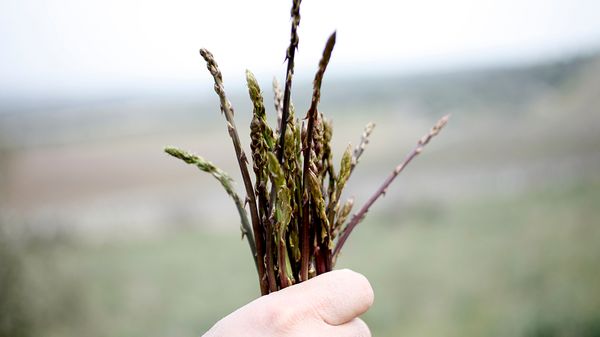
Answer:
[203,269,374,337]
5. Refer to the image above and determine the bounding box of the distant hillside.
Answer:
[316,52,599,118]
[0,52,598,150]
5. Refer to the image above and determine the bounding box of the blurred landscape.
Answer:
[1,51,600,336]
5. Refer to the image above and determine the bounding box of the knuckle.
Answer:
[258,296,304,334]
[308,295,330,321]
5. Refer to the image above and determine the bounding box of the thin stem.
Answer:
[326,123,374,234]
[278,240,290,288]
[276,0,301,163]
[313,207,326,275]
[351,122,375,174]
[265,219,278,292]
[164,147,257,268]
[300,199,311,281]
[199,49,268,295]
[333,115,450,260]
[300,32,337,281]
[246,70,278,292]
[273,77,284,135]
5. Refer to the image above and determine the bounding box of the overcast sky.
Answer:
[1,0,600,97]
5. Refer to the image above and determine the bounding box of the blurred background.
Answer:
[1,0,600,336]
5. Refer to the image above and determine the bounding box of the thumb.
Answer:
[272,269,374,325]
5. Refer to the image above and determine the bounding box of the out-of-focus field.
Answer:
[3,180,600,337]
[1,53,600,336]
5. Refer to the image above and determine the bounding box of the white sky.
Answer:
[1,0,600,96]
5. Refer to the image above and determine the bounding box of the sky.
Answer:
[1,0,600,97]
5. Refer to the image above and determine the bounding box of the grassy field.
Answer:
[2,178,599,337]
[2,54,599,337]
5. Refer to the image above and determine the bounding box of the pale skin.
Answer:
[203,269,374,337]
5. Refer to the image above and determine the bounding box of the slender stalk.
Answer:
[300,32,337,281]
[326,144,351,232]
[246,70,278,293]
[164,147,257,269]
[300,199,311,281]
[199,49,268,295]
[277,0,301,163]
[261,192,277,292]
[326,123,373,235]
[322,118,336,207]
[278,241,291,288]
[273,77,284,135]
[332,197,354,240]
[267,151,293,289]
[265,219,278,292]
[313,208,326,275]
[351,122,375,174]
[333,115,450,260]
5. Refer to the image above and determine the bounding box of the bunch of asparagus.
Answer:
[165,0,448,295]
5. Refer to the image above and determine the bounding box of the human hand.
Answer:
[203,269,374,337]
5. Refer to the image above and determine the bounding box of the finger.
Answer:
[273,269,374,326]
[330,318,371,337]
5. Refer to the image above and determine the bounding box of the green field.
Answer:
[2,179,599,337]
